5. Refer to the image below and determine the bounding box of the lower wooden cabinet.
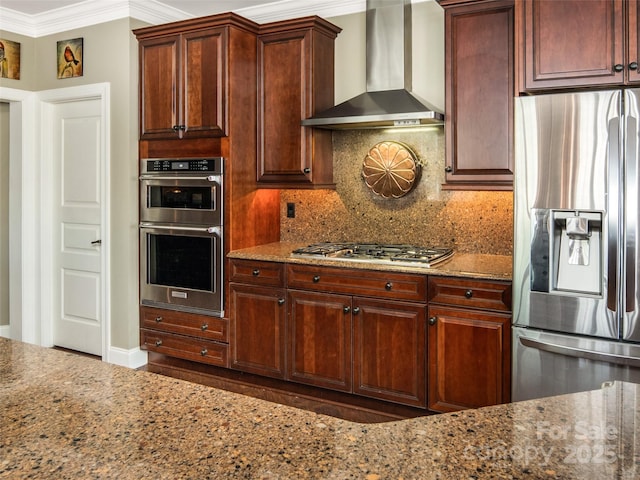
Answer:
[354,299,426,408]
[230,283,286,379]
[288,290,352,392]
[427,276,512,412]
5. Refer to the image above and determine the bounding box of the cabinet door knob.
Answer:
[630,62,639,71]
[303,167,311,174]
[201,323,208,331]
[614,64,625,72]
[343,305,351,314]
[353,306,360,315]
[313,275,320,283]
[200,348,208,356]
[155,316,163,323]
[155,339,163,346]
[444,166,453,173]
[252,269,260,276]
[429,316,437,326]
[385,282,393,291]
[172,125,180,131]
[465,289,473,299]
[278,298,285,306]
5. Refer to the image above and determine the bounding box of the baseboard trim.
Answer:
[108,345,148,369]
[0,324,10,339]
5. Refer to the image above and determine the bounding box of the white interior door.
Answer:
[51,98,103,356]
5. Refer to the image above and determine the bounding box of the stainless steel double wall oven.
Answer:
[139,158,224,316]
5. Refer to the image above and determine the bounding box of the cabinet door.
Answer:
[230,284,286,379]
[139,35,181,140]
[181,28,227,138]
[428,305,511,412]
[443,0,514,189]
[288,290,352,392]
[519,0,624,90]
[353,298,426,408]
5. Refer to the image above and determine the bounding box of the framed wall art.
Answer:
[0,38,21,80]
[57,38,83,79]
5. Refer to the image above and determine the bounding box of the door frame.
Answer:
[40,84,111,359]
[0,84,111,360]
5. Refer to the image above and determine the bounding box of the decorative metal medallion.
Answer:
[362,141,420,198]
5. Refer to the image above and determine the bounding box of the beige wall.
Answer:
[1,18,148,350]
[0,102,8,326]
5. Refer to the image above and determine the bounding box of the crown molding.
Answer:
[0,0,429,38]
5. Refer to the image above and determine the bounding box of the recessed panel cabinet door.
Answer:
[139,35,180,139]
[442,0,514,188]
[520,0,625,90]
[287,290,352,392]
[354,299,426,408]
[428,305,511,412]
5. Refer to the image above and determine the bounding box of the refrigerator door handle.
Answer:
[519,336,640,368]
[625,97,637,313]
[607,116,621,313]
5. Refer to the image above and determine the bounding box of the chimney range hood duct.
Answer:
[302,0,444,130]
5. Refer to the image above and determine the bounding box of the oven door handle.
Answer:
[139,175,220,182]
[139,223,221,235]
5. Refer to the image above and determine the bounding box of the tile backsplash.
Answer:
[280,128,513,255]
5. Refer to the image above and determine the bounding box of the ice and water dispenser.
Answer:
[530,209,603,296]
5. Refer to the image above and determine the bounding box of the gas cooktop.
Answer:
[291,242,454,267]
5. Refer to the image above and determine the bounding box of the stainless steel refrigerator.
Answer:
[513,89,640,401]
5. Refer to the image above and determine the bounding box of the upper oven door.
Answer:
[140,174,223,226]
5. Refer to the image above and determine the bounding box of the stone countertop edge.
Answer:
[0,337,637,479]
[228,241,513,281]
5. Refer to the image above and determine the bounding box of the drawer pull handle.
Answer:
[278,298,285,306]
[155,339,163,346]
[465,289,473,299]
[385,282,392,290]
[200,348,208,356]
[343,305,351,314]
[353,306,360,315]
[313,275,320,283]
[155,316,163,323]
[201,323,208,331]
[252,269,260,276]
[429,316,437,326]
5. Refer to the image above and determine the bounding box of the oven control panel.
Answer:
[142,157,223,174]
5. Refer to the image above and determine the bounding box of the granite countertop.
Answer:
[1,337,638,479]
[228,242,512,281]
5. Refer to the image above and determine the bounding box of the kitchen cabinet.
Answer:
[427,276,512,412]
[140,306,229,367]
[516,0,639,91]
[137,28,227,140]
[256,18,341,188]
[439,0,514,190]
[287,264,427,407]
[229,260,286,379]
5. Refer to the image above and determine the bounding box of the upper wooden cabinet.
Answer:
[134,14,260,141]
[439,0,515,190]
[517,0,640,91]
[256,18,341,188]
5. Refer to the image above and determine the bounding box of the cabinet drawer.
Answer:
[229,259,285,287]
[428,276,512,312]
[140,306,228,342]
[141,328,228,367]
[287,264,426,302]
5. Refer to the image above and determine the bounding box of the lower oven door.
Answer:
[140,223,223,316]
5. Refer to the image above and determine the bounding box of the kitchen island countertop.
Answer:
[228,242,512,281]
[1,337,638,479]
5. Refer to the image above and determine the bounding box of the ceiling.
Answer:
[0,0,370,37]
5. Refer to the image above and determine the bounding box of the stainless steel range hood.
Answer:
[302,0,444,130]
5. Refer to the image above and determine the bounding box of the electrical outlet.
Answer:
[286,203,295,218]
